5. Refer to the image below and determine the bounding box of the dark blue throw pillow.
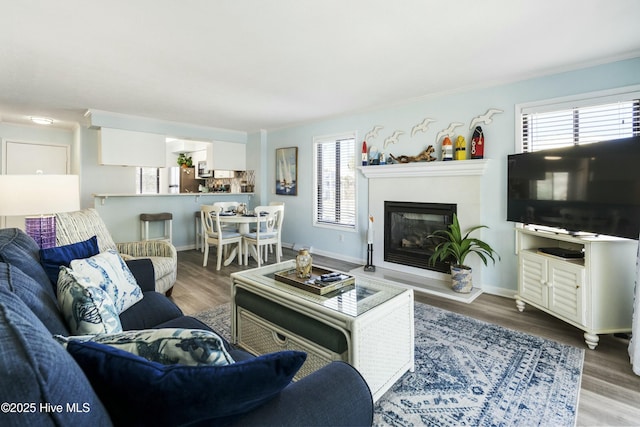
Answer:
[40,236,99,287]
[67,340,306,426]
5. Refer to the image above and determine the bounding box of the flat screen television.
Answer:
[507,136,640,240]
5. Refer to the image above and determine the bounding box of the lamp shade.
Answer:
[0,174,80,216]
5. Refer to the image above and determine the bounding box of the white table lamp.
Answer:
[0,174,80,248]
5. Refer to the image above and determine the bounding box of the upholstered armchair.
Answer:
[55,208,177,295]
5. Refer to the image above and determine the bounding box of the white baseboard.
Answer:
[181,241,518,301]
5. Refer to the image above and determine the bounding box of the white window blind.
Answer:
[519,89,640,152]
[314,134,356,229]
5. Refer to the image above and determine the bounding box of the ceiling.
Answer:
[1,0,639,132]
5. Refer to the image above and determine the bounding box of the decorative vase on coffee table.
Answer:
[296,249,312,278]
[450,265,473,293]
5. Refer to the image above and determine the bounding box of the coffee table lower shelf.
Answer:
[237,308,347,380]
[231,266,415,402]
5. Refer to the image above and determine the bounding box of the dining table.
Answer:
[218,212,268,264]
[218,212,267,234]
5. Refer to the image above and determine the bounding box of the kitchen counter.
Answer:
[92,193,254,249]
[94,192,253,204]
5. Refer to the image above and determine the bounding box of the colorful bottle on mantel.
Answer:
[471,126,484,159]
[362,140,368,166]
[454,135,466,160]
[441,136,453,161]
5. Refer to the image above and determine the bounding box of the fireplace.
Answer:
[384,201,456,273]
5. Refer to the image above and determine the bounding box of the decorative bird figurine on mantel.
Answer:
[435,122,464,143]
[411,118,436,137]
[365,125,384,141]
[383,130,404,149]
[469,108,503,129]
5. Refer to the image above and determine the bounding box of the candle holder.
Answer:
[364,214,375,271]
[364,243,375,272]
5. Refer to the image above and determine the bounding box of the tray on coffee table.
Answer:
[274,266,355,295]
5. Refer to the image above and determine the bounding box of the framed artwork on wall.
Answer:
[276,147,297,196]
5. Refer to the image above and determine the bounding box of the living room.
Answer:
[1,2,640,426]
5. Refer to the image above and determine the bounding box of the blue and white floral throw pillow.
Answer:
[57,267,123,335]
[56,328,234,366]
[69,250,143,313]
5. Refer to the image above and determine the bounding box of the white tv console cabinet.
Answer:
[515,227,637,349]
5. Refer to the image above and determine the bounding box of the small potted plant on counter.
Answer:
[177,153,193,168]
[428,214,499,293]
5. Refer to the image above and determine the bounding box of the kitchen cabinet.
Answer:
[515,227,636,349]
[206,141,246,171]
[213,170,234,179]
[99,127,165,167]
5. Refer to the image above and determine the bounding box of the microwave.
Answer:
[197,161,212,178]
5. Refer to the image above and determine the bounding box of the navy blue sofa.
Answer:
[0,228,373,426]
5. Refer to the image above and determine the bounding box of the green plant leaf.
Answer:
[427,213,499,267]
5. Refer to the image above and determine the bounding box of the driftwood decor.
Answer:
[390,145,437,163]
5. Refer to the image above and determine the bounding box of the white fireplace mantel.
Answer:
[360,158,489,302]
[358,159,489,179]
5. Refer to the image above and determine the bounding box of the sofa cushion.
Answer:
[119,291,184,330]
[0,263,69,336]
[40,235,99,287]
[0,273,112,427]
[57,328,234,366]
[67,340,306,427]
[57,267,123,335]
[69,250,143,313]
[0,228,52,294]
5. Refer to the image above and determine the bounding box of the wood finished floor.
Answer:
[171,248,640,426]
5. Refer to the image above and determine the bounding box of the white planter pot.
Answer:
[451,264,473,293]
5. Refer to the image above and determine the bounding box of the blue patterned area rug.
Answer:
[195,302,584,427]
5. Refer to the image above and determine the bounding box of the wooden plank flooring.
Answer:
[171,248,640,426]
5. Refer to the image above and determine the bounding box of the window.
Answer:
[136,167,159,194]
[314,133,356,229]
[518,87,640,153]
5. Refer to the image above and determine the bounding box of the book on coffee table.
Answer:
[274,266,355,295]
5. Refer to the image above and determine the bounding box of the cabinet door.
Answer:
[547,260,585,325]
[519,252,548,307]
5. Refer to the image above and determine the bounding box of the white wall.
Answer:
[263,57,640,295]
[2,57,639,296]
[0,123,74,170]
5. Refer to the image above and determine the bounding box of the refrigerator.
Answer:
[168,167,180,193]
[179,167,199,193]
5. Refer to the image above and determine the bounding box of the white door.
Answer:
[2,140,70,228]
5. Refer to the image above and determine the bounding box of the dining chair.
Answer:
[213,201,240,232]
[201,205,243,270]
[243,205,284,267]
[268,201,285,258]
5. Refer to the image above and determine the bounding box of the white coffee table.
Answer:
[230,260,415,402]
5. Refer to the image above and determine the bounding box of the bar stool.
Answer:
[195,211,204,252]
[140,212,173,243]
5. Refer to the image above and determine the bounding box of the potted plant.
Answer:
[428,213,499,293]
[177,153,193,168]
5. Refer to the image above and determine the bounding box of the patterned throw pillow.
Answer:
[69,249,143,313]
[67,341,306,427]
[56,267,123,335]
[56,328,234,367]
